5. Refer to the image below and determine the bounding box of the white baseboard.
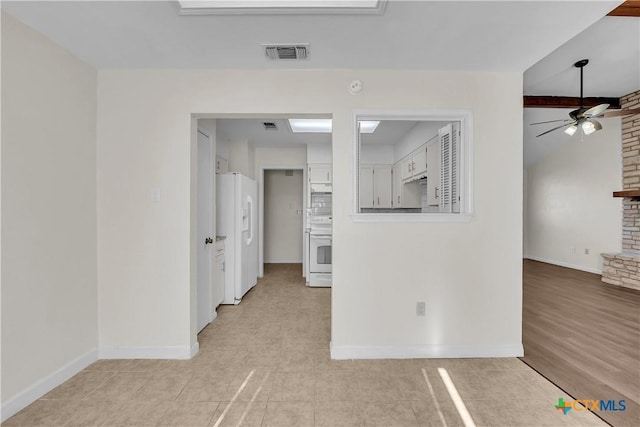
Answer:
[525,255,602,275]
[1,348,98,422]
[330,342,524,360]
[190,342,200,358]
[99,344,196,360]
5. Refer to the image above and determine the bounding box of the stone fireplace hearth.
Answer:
[602,90,640,291]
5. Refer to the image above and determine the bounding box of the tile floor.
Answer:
[4,264,606,426]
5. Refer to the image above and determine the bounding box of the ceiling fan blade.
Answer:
[530,119,574,126]
[536,122,575,138]
[583,103,609,117]
[602,108,640,118]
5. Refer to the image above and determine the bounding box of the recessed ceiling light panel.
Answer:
[359,121,380,133]
[288,119,332,133]
[178,0,386,15]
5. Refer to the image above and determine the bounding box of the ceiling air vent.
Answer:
[263,44,309,60]
[263,122,278,130]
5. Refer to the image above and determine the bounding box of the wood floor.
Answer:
[522,260,640,427]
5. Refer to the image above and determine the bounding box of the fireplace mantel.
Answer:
[613,189,640,198]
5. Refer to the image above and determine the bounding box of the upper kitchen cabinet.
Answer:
[402,143,428,183]
[308,164,331,184]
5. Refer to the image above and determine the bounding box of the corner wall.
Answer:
[525,117,622,273]
[1,12,98,419]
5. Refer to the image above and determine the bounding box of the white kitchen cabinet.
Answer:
[214,239,225,308]
[412,145,428,177]
[401,157,413,181]
[359,165,374,208]
[393,162,421,209]
[373,165,392,208]
[360,165,392,209]
[426,138,440,206]
[308,164,331,183]
[401,143,428,183]
[393,163,402,207]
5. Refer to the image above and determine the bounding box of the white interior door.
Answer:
[197,129,214,332]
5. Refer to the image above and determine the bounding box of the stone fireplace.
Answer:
[601,90,640,290]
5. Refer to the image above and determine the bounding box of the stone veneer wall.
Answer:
[621,91,640,190]
[602,90,640,291]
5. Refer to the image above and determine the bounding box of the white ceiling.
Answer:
[1,1,621,72]
[523,16,640,169]
[524,17,640,98]
[3,0,636,163]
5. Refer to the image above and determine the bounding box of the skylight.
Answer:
[288,119,380,134]
[288,119,332,133]
[178,0,386,15]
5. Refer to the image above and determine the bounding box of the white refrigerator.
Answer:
[216,173,258,304]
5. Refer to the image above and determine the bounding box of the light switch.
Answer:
[151,187,161,202]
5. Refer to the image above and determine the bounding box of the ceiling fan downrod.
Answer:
[575,59,589,108]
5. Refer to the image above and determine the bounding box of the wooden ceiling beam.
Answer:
[524,96,621,109]
[607,1,640,16]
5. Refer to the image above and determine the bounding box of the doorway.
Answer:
[262,169,305,268]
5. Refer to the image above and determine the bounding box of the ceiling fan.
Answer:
[531,59,640,138]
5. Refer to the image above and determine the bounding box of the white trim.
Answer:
[1,349,98,422]
[524,256,602,275]
[98,345,195,360]
[330,342,524,360]
[264,259,304,263]
[258,165,307,279]
[351,109,474,219]
[351,213,473,223]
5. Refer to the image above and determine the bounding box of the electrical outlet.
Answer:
[570,247,576,255]
[416,301,426,317]
[585,248,590,255]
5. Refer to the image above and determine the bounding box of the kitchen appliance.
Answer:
[307,185,332,287]
[216,173,258,304]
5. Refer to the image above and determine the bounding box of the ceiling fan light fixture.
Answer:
[565,125,578,136]
[582,119,601,136]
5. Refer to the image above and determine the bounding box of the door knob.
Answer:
[205,237,213,244]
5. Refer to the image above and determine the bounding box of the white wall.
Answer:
[1,12,98,418]
[264,170,304,263]
[255,146,307,174]
[97,69,523,359]
[361,144,394,165]
[394,121,444,161]
[216,138,229,160]
[228,139,255,179]
[525,118,622,273]
[307,142,332,164]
